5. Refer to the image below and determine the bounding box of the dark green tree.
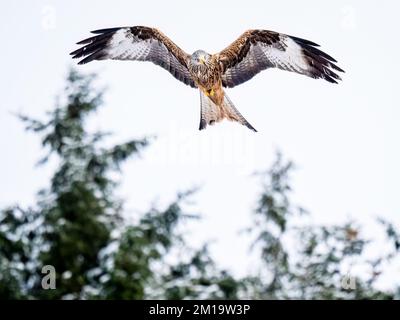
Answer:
[0,69,398,300]
[0,69,149,299]
[0,69,237,300]
[243,153,400,299]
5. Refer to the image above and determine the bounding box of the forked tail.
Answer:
[199,90,257,132]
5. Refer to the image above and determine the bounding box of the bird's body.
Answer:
[71,26,344,132]
[187,50,225,105]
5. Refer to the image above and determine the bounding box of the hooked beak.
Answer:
[199,55,206,65]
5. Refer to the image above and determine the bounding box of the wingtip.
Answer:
[290,35,321,48]
[76,39,89,45]
[336,65,345,73]
[69,48,81,56]
[90,27,122,34]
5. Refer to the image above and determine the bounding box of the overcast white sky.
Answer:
[1,0,399,284]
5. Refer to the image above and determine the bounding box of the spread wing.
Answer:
[70,26,196,88]
[218,30,344,88]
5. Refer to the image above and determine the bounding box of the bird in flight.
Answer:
[71,26,344,132]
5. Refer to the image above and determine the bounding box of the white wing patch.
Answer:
[107,28,152,60]
[221,32,343,88]
[260,36,309,72]
[70,27,197,87]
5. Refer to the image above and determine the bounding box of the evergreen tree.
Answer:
[1,70,148,299]
[0,69,237,300]
[244,153,399,299]
[0,69,398,300]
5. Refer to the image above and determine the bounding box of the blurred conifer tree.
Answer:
[0,70,398,299]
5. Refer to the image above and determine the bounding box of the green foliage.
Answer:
[0,69,239,300]
[0,69,398,300]
[244,153,399,299]
[0,69,149,299]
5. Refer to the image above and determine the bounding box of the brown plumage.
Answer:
[71,26,344,132]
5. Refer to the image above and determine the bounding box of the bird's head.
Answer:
[191,50,211,66]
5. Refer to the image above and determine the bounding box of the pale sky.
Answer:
[1,0,399,284]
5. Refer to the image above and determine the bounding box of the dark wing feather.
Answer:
[70,26,196,88]
[218,30,344,88]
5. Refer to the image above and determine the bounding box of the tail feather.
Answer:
[224,94,257,132]
[199,90,219,130]
[199,90,257,132]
